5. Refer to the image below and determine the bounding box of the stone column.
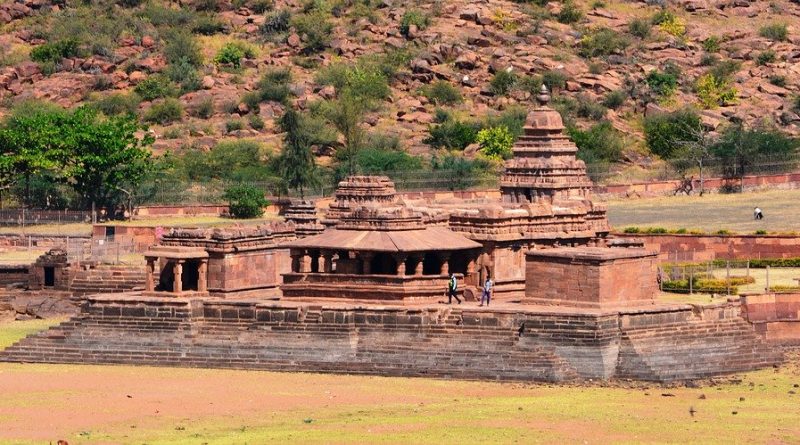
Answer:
[414,254,424,276]
[360,252,374,275]
[314,251,325,273]
[439,252,450,276]
[290,252,302,273]
[300,251,312,273]
[321,250,334,273]
[395,254,407,276]
[145,258,155,292]
[467,257,476,275]
[198,259,208,293]
[173,260,183,293]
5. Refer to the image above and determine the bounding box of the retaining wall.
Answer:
[741,293,800,345]
[0,296,779,382]
[625,233,800,261]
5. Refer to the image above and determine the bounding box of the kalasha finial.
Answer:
[536,84,550,106]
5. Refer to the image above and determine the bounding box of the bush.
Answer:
[578,27,629,58]
[165,59,202,94]
[143,98,183,124]
[695,73,737,109]
[30,38,80,64]
[193,15,226,35]
[489,70,517,96]
[646,69,678,98]
[260,9,291,38]
[164,31,203,67]
[575,94,607,120]
[628,18,651,39]
[424,119,480,150]
[661,278,739,294]
[315,62,390,102]
[542,70,569,90]
[134,75,178,101]
[708,60,741,81]
[241,91,262,113]
[191,98,214,118]
[194,0,219,12]
[703,36,721,52]
[568,121,624,164]
[224,185,269,218]
[482,107,527,140]
[214,42,255,68]
[557,0,583,24]
[759,23,788,41]
[477,126,514,160]
[653,11,685,37]
[225,119,245,133]
[140,3,196,27]
[421,81,462,106]
[602,90,626,109]
[623,226,640,233]
[354,147,423,173]
[291,11,334,53]
[699,53,718,67]
[756,50,776,66]
[249,114,265,130]
[400,9,430,36]
[769,75,786,87]
[643,108,702,159]
[258,68,292,103]
[93,92,141,116]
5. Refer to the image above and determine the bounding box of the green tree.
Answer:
[324,95,366,176]
[223,184,269,218]
[477,126,514,160]
[278,109,317,199]
[60,107,154,220]
[643,108,702,159]
[712,125,798,192]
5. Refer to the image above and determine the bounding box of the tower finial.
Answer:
[537,84,550,106]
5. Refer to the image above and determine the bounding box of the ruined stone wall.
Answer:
[0,264,28,286]
[0,297,779,382]
[208,248,290,296]
[741,293,800,345]
[630,233,800,261]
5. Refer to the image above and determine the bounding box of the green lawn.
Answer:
[0,319,798,444]
[607,189,800,233]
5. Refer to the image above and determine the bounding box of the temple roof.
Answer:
[287,226,482,253]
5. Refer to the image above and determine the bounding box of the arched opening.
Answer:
[405,256,421,276]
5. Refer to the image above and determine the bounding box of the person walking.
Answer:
[447,273,461,304]
[754,207,764,220]
[479,275,493,307]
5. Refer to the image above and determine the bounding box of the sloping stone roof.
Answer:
[287,226,481,253]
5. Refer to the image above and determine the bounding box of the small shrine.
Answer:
[321,176,399,228]
[28,248,72,290]
[283,206,481,302]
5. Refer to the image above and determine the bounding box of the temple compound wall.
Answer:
[0,295,778,382]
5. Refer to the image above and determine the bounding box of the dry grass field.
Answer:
[0,319,798,444]
[606,189,800,233]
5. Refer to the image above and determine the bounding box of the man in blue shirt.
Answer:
[480,275,493,307]
[447,273,461,304]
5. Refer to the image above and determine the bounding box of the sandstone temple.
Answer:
[0,90,785,382]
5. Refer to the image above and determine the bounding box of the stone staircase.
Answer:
[616,317,781,381]
[68,265,147,295]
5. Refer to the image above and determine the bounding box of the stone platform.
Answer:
[0,294,780,382]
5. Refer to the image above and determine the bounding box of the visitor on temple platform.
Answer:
[447,273,461,304]
[754,207,764,220]
[479,275,493,307]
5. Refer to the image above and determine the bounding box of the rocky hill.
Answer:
[1,0,799,177]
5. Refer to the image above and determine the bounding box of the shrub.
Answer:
[194,0,219,12]
[165,59,202,94]
[756,50,776,66]
[646,69,678,98]
[661,278,739,294]
[143,98,183,124]
[699,53,718,67]
[557,0,583,24]
[291,11,334,53]
[214,42,255,68]
[355,147,423,174]
[193,15,226,35]
[421,81,462,106]
[140,3,196,27]
[578,27,629,58]
[759,23,788,41]
[653,11,685,37]
[164,31,203,67]
[241,91,262,113]
[257,68,292,103]
[92,75,114,91]
[224,185,269,218]
[695,73,737,109]
[424,119,480,150]
[30,38,80,64]
[602,90,626,109]
[260,9,291,38]
[643,108,702,158]
[542,70,569,90]
[225,119,245,133]
[315,62,390,102]
[400,9,430,36]
[134,75,178,101]
[575,94,607,120]
[477,126,514,160]
[249,114,265,130]
[708,60,741,81]
[568,121,624,164]
[191,97,214,118]
[769,75,786,87]
[482,107,527,140]
[755,229,768,235]
[93,92,141,116]
[489,70,517,96]
[628,18,651,39]
[623,226,640,233]
[517,74,543,95]
[703,36,721,52]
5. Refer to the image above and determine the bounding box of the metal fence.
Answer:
[4,235,138,265]
[659,259,799,295]
[0,209,91,225]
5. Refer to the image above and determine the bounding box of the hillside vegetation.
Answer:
[1,0,800,203]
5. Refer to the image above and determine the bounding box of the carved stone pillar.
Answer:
[467,257,476,275]
[395,254,407,276]
[321,250,334,273]
[145,258,155,292]
[439,252,450,276]
[300,251,312,273]
[198,259,208,293]
[173,260,183,293]
[413,254,424,276]
[360,252,374,275]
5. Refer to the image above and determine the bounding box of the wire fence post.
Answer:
[765,265,770,293]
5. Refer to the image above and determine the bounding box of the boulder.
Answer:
[15,61,40,79]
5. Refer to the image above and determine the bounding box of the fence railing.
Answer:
[658,259,799,295]
[0,209,91,225]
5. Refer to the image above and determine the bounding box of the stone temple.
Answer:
[0,92,781,382]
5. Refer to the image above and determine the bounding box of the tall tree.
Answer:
[324,94,366,176]
[712,124,798,192]
[61,107,154,220]
[278,109,317,199]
